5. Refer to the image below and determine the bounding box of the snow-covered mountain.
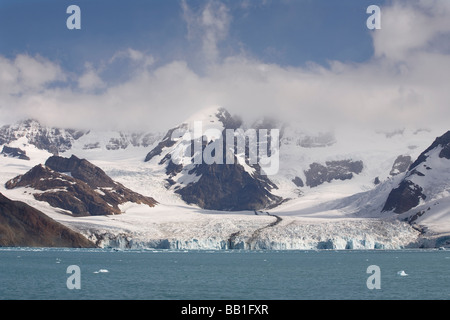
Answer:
[382,131,450,235]
[5,155,157,216]
[0,119,162,155]
[143,107,282,211]
[0,107,449,249]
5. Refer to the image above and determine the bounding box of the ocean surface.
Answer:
[0,248,449,300]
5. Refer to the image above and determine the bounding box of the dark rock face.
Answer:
[5,156,157,216]
[390,155,412,176]
[176,162,282,211]
[382,131,450,214]
[0,193,95,247]
[409,131,450,169]
[382,180,426,214]
[1,146,30,160]
[144,108,282,211]
[304,160,364,188]
[144,126,182,162]
[45,155,116,188]
[216,107,243,130]
[292,176,304,187]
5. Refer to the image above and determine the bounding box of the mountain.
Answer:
[0,192,95,247]
[144,107,282,211]
[5,155,157,216]
[1,111,449,249]
[382,131,450,218]
[0,119,86,155]
[0,119,162,156]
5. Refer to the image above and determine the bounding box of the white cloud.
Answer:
[0,0,449,135]
[109,48,155,68]
[181,0,231,64]
[77,65,105,92]
[0,54,65,95]
[372,0,450,61]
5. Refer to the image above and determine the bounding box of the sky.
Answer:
[0,0,449,133]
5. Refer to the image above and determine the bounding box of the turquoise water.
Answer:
[0,248,449,300]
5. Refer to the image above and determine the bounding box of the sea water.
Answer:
[0,248,449,300]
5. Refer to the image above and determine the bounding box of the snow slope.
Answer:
[0,112,449,250]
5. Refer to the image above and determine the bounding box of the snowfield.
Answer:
[1,116,449,250]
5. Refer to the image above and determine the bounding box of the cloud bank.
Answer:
[0,0,449,133]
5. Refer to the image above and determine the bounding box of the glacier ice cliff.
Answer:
[77,217,426,250]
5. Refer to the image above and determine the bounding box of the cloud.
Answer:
[181,0,231,64]
[0,0,449,135]
[372,0,450,61]
[77,64,105,92]
[0,54,65,95]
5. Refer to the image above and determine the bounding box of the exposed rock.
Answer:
[409,131,450,169]
[216,107,242,130]
[144,108,282,211]
[382,180,426,214]
[0,193,95,247]
[1,146,30,160]
[382,131,450,214]
[0,119,86,155]
[390,155,412,176]
[176,161,282,211]
[83,142,100,150]
[5,155,157,216]
[144,126,182,162]
[297,132,336,148]
[292,176,304,187]
[106,133,129,150]
[45,155,116,188]
[304,160,364,188]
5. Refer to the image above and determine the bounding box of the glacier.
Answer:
[1,114,450,250]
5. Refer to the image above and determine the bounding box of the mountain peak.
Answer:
[409,130,450,170]
[0,118,86,155]
[382,130,450,214]
[6,155,157,216]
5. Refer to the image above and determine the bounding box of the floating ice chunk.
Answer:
[93,269,109,273]
[397,270,408,276]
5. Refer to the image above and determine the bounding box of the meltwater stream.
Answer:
[0,248,449,300]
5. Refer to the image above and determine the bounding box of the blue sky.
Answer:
[0,0,384,73]
[0,0,449,133]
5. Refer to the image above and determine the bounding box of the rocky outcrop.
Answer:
[297,132,336,148]
[176,161,282,211]
[5,155,157,216]
[0,119,85,155]
[304,160,364,188]
[382,180,426,214]
[409,131,450,169]
[0,193,95,247]
[144,108,282,211]
[382,131,450,214]
[45,155,116,188]
[390,155,412,176]
[144,126,182,162]
[292,176,304,187]
[1,146,30,160]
